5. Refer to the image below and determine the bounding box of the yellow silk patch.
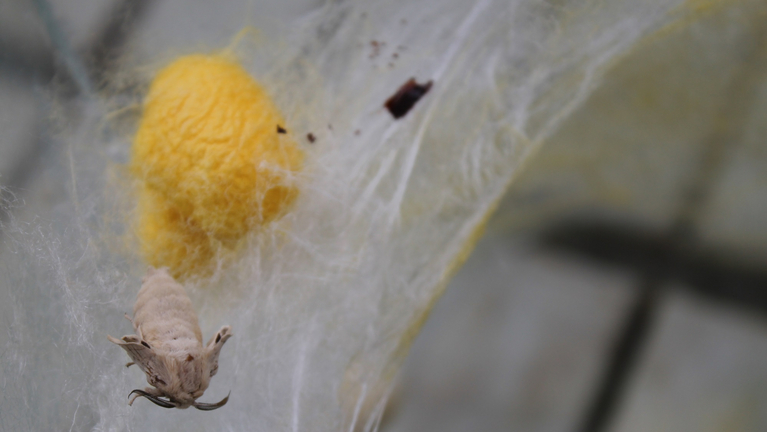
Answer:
[132,54,304,278]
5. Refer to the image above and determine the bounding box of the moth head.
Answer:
[109,328,233,411]
[141,349,230,410]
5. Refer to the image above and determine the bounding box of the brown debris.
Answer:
[307,133,316,143]
[370,40,386,59]
[384,78,433,119]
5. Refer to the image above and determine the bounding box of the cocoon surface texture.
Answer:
[4,1,758,431]
[133,55,304,278]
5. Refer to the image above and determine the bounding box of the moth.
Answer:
[109,267,233,410]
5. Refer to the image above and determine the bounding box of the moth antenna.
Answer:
[128,389,176,408]
[193,392,230,411]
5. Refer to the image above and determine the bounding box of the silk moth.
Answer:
[108,267,232,410]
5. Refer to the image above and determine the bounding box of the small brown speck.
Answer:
[328,124,333,130]
[277,125,287,134]
[392,52,399,59]
[141,341,151,349]
[186,354,194,362]
[307,133,316,143]
[370,40,382,58]
[355,129,361,136]
[385,78,433,119]
[401,18,407,25]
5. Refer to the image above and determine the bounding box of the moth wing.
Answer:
[108,334,170,387]
[204,326,232,378]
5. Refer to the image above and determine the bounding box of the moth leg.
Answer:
[123,313,134,325]
[126,362,135,368]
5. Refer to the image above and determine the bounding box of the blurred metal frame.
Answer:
[550,21,767,432]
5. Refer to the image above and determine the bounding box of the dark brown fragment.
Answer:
[307,133,316,143]
[141,341,151,349]
[277,125,287,134]
[186,354,194,362]
[384,78,433,119]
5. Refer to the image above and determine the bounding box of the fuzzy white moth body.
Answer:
[109,267,232,410]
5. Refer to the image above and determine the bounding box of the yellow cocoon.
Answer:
[132,54,304,278]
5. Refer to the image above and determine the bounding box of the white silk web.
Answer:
[0,1,687,430]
